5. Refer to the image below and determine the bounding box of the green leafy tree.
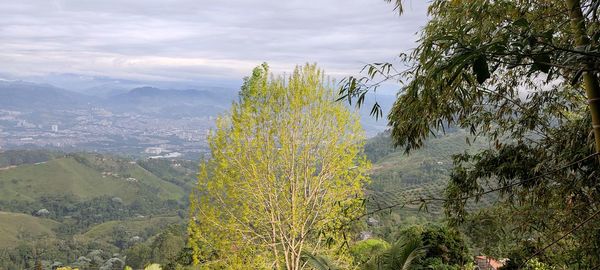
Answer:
[125,243,152,269]
[111,225,128,250]
[342,0,600,153]
[151,229,185,266]
[340,0,600,266]
[188,64,370,269]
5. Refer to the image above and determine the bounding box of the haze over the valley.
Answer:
[0,1,428,156]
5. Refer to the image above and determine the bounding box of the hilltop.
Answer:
[0,152,186,203]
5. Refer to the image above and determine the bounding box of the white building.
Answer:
[51,124,59,132]
[144,147,164,154]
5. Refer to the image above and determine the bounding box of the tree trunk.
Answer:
[566,0,600,159]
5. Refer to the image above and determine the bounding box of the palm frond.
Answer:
[300,251,341,270]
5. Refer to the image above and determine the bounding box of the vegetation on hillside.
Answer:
[0,150,192,269]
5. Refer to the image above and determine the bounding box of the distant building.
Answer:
[475,256,506,270]
[359,231,373,240]
[51,124,59,132]
[366,217,380,227]
[144,147,164,154]
[163,152,182,158]
[36,208,50,216]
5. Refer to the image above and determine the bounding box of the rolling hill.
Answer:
[0,211,60,248]
[0,153,186,203]
[364,130,495,228]
[0,150,194,268]
[77,215,182,245]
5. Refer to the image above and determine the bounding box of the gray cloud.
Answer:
[0,0,428,84]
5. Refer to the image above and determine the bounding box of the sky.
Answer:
[0,0,428,89]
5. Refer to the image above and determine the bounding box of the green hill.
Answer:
[0,153,186,203]
[364,130,494,227]
[78,216,182,245]
[0,150,193,269]
[0,211,60,248]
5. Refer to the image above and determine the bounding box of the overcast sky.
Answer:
[0,0,428,86]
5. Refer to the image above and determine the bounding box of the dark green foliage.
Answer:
[395,224,470,269]
[446,115,600,266]
[341,0,600,266]
[121,224,189,269]
[0,194,183,235]
[356,224,469,270]
[125,243,152,269]
[419,225,470,266]
[363,130,491,241]
[363,236,425,270]
[0,149,63,167]
[472,55,490,84]
[112,225,129,250]
[150,225,186,265]
[459,206,518,258]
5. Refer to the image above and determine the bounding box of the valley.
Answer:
[0,129,481,269]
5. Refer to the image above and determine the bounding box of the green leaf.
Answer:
[473,55,491,84]
[370,102,383,120]
[531,53,551,73]
[570,69,584,86]
[513,17,529,28]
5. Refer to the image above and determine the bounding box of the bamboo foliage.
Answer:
[188,63,369,269]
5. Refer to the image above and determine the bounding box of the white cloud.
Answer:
[0,0,428,84]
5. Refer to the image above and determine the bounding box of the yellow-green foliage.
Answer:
[144,264,162,270]
[188,63,370,269]
[350,239,391,265]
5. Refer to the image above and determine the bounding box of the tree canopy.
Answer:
[188,64,370,269]
[339,0,600,266]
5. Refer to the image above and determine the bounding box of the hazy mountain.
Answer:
[0,80,235,117]
[0,80,92,111]
[105,86,235,117]
[17,73,242,98]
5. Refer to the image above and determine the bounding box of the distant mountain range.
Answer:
[0,80,236,117]
[106,86,233,117]
[0,81,91,110]
[0,79,394,135]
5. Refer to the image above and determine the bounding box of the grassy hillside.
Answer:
[365,130,494,228]
[0,150,194,269]
[0,154,185,203]
[78,216,182,244]
[0,211,60,248]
